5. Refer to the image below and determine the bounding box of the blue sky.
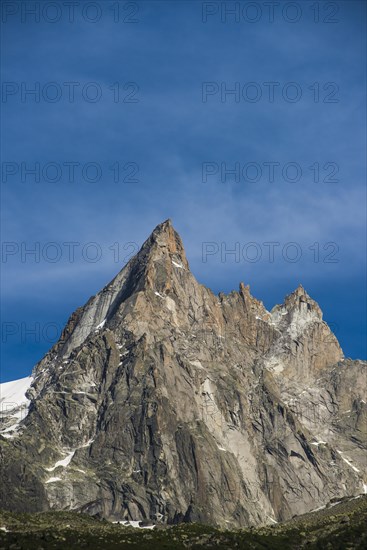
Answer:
[1,0,366,382]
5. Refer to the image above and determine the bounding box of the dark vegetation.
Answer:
[0,495,366,549]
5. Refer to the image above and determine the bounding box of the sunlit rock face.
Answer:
[1,220,366,528]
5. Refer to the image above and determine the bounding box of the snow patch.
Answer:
[311,504,326,512]
[1,423,23,435]
[95,319,106,331]
[0,376,33,436]
[267,516,278,524]
[1,431,18,439]
[329,501,341,508]
[46,450,75,472]
[113,521,155,529]
[172,260,183,269]
[45,438,94,473]
[45,477,62,484]
[0,376,33,411]
[336,450,360,473]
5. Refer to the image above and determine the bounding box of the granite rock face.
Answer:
[0,220,366,528]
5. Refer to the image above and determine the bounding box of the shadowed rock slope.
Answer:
[0,220,366,528]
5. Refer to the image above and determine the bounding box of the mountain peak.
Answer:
[294,283,306,296]
[1,220,364,530]
[140,219,189,269]
[285,284,320,313]
[152,218,173,235]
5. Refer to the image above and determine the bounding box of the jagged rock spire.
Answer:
[138,219,189,270]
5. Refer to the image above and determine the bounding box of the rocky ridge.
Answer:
[0,220,366,528]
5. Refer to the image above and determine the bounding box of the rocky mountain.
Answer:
[0,219,366,528]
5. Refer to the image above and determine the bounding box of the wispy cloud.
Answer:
[1,0,366,380]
